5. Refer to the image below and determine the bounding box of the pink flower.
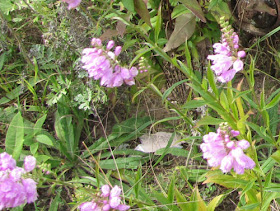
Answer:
[200,125,255,174]
[22,178,38,203]
[101,185,110,197]
[208,31,246,83]
[0,152,38,209]
[61,0,81,9]
[0,152,16,171]
[81,38,138,88]
[24,156,36,172]
[79,185,129,211]
[110,186,122,198]
[78,202,98,211]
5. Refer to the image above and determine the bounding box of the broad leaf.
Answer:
[164,13,196,52]
[5,112,24,160]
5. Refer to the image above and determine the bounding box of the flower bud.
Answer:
[106,40,115,50]
[114,46,122,56]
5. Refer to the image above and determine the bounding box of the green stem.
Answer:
[253,170,263,208]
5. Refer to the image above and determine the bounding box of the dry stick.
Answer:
[92,106,125,202]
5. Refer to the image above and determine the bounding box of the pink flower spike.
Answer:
[238,50,246,58]
[24,155,36,172]
[103,204,111,211]
[91,38,102,46]
[109,197,121,208]
[129,67,138,77]
[61,0,81,9]
[22,178,38,203]
[0,152,16,171]
[220,154,234,173]
[114,46,122,56]
[230,130,240,137]
[233,59,243,72]
[110,185,122,198]
[101,185,111,197]
[117,204,131,211]
[217,69,236,83]
[78,202,98,211]
[106,40,115,50]
[237,140,250,150]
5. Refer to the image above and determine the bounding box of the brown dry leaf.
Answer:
[163,13,196,52]
[99,29,119,41]
[116,20,126,37]
[134,0,152,27]
[179,0,206,23]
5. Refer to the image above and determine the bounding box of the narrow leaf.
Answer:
[134,0,152,27]
[179,0,206,22]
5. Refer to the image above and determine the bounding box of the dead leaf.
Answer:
[163,13,196,52]
[135,132,182,153]
[134,0,152,27]
[116,20,126,38]
[179,0,206,23]
[99,29,119,41]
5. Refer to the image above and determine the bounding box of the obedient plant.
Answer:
[0,153,38,210]
[79,185,130,211]
[61,0,82,9]
[207,17,246,83]
[81,38,139,88]
[200,123,255,174]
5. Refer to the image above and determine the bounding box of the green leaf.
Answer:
[122,0,134,12]
[195,115,224,127]
[209,1,231,21]
[154,4,162,43]
[134,0,152,27]
[48,189,62,211]
[239,202,261,210]
[155,148,189,157]
[99,157,148,169]
[0,52,6,71]
[30,142,39,155]
[264,183,280,192]
[182,99,206,109]
[207,66,219,97]
[33,114,47,135]
[246,122,275,145]
[261,157,275,174]
[271,150,280,164]
[175,188,189,211]
[264,92,280,110]
[220,91,229,111]
[36,134,54,146]
[0,77,40,105]
[162,79,188,102]
[5,112,24,160]
[167,177,175,206]
[207,194,224,211]
[179,0,206,22]
[164,13,196,52]
[172,4,189,19]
